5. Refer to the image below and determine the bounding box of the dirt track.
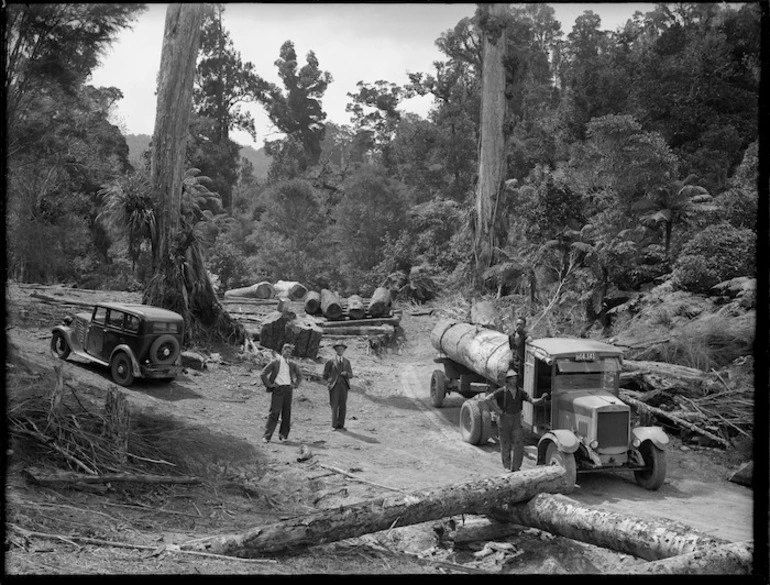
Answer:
[4,284,754,573]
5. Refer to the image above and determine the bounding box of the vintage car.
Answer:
[430,320,669,492]
[51,302,185,387]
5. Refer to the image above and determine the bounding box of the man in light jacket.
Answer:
[323,342,353,431]
[260,343,303,443]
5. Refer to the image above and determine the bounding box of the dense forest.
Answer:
[5,3,761,348]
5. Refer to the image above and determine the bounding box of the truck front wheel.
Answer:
[545,442,577,493]
[430,369,447,408]
[634,441,666,490]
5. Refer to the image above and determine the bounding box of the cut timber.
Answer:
[620,392,730,448]
[368,286,392,318]
[431,319,510,385]
[285,318,322,359]
[274,280,308,301]
[304,291,322,315]
[180,466,566,557]
[320,289,344,320]
[321,324,395,337]
[224,282,275,299]
[622,541,753,574]
[347,295,366,320]
[259,311,289,352]
[23,467,200,485]
[321,317,401,328]
[470,299,498,328]
[487,493,728,561]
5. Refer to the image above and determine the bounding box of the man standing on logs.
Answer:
[508,316,531,388]
[484,370,549,472]
[260,343,303,443]
[323,342,353,431]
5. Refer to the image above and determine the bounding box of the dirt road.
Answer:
[4,284,754,573]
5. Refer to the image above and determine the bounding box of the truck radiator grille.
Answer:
[597,411,629,448]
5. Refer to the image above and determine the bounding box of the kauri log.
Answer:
[431,319,510,385]
[274,280,308,301]
[259,311,289,352]
[224,282,275,299]
[321,324,395,337]
[304,291,322,315]
[285,318,322,359]
[622,541,753,574]
[487,493,729,561]
[320,289,344,320]
[322,316,401,328]
[368,286,392,318]
[180,466,566,557]
[347,295,366,320]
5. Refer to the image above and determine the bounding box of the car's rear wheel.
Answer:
[50,331,71,359]
[111,352,134,387]
[634,441,667,490]
[150,334,180,365]
[430,369,447,407]
[545,441,577,493]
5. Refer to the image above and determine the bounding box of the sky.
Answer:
[89,3,657,150]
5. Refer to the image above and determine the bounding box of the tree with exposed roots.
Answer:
[143,3,245,346]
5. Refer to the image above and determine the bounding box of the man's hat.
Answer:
[505,369,517,379]
[333,342,348,350]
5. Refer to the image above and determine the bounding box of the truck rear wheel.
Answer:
[634,441,667,490]
[430,369,447,407]
[545,441,577,493]
[460,400,483,444]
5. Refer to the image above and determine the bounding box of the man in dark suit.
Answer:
[260,343,303,443]
[323,342,353,431]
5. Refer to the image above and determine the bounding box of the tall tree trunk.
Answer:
[473,3,508,285]
[144,3,244,346]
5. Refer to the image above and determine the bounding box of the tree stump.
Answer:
[286,318,323,359]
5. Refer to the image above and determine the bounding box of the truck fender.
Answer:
[632,427,670,451]
[537,430,580,464]
[110,345,142,377]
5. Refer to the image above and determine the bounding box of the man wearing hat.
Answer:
[260,342,303,443]
[323,342,354,431]
[483,369,549,472]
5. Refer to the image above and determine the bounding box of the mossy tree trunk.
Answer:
[144,3,244,346]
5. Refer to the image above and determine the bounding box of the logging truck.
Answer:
[429,319,669,491]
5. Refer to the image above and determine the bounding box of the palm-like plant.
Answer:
[98,172,155,273]
[635,175,717,258]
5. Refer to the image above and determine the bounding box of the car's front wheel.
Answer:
[111,352,135,387]
[51,331,71,359]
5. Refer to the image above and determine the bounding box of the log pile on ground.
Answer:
[619,359,753,447]
[224,281,275,299]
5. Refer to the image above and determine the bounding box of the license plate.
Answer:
[574,352,595,361]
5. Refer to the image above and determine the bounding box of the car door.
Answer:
[86,306,107,357]
[102,309,127,359]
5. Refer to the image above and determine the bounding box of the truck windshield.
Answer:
[553,358,621,392]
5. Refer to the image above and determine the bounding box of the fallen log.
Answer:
[320,324,395,337]
[304,290,322,315]
[23,467,200,485]
[623,360,707,387]
[368,286,392,318]
[274,280,308,301]
[622,541,753,574]
[180,466,566,557]
[30,292,93,308]
[321,289,344,321]
[487,493,728,561]
[347,295,366,320]
[620,392,730,448]
[321,316,401,328]
[224,282,275,299]
[430,319,510,385]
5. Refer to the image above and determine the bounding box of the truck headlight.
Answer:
[590,440,598,449]
[632,438,641,448]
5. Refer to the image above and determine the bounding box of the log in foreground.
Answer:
[180,465,566,557]
[621,541,753,574]
[487,493,729,561]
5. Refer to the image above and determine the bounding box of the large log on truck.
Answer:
[430,319,510,385]
[487,493,729,561]
[180,466,566,557]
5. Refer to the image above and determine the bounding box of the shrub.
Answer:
[672,223,755,294]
